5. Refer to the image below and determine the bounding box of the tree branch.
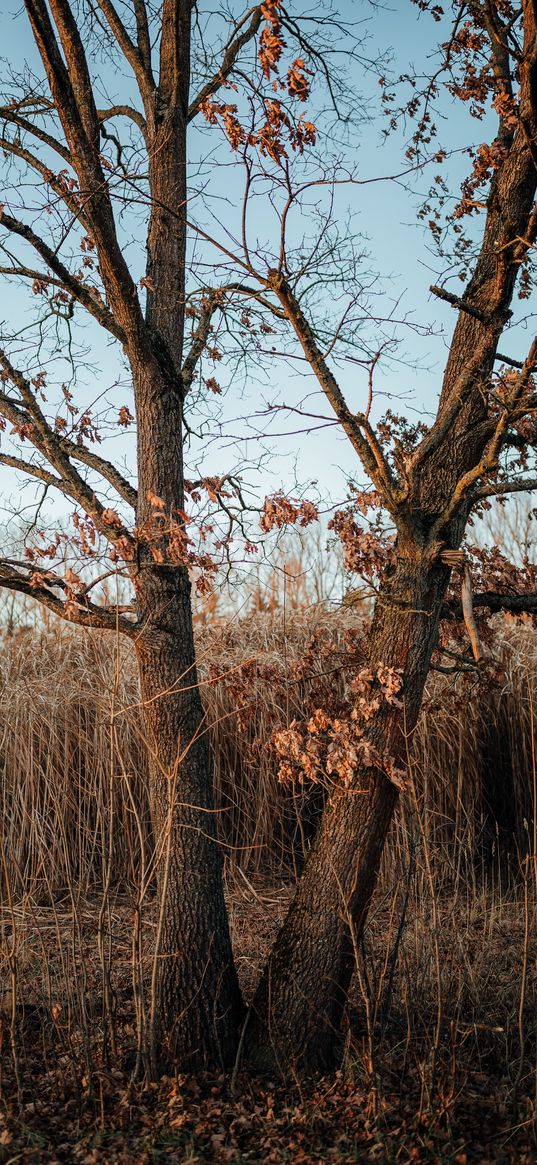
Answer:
[495,351,537,370]
[188,6,262,122]
[444,590,537,619]
[44,0,102,150]
[0,559,138,634]
[471,475,537,500]
[0,210,125,341]
[133,0,154,84]
[0,104,72,163]
[265,269,406,526]
[0,442,137,511]
[97,104,147,136]
[0,453,66,493]
[94,0,155,106]
[0,133,87,226]
[432,334,537,531]
[181,291,221,394]
[25,0,143,340]
[0,263,65,289]
[59,438,138,509]
[0,349,135,550]
[430,282,496,324]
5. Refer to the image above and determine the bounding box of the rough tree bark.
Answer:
[245,552,450,1071]
[131,348,243,1071]
[135,569,243,1070]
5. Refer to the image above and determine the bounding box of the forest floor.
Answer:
[0,877,536,1165]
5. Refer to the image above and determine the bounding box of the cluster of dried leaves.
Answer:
[199,0,316,163]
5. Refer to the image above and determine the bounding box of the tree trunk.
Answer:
[136,564,244,1072]
[126,3,245,1070]
[244,546,451,1074]
[127,312,245,1079]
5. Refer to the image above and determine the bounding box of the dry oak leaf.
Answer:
[101,507,123,528]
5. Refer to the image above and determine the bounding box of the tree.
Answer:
[235,0,537,1071]
[0,0,333,1073]
[1,0,537,1081]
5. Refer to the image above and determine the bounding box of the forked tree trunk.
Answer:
[136,565,244,1071]
[244,548,451,1073]
[244,13,537,1071]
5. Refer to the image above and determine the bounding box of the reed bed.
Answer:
[0,608,535,1159]
[0,607,535,900]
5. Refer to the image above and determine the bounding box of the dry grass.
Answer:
[0,607,535,897]
[0,605,536,1160]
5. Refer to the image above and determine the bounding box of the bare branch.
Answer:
[471,475,537,500]
[0,210,125,341]
[265,269,406,526]
[41,0,102,150]
[0,104,72,163]
[0,263,66,289]
[0,453,66,493]
[25,0,143,339]
[0,133,86,225]
[444,591,537,619]
[59,438,138,509]
[94,0,155,105]
[495,351,537,369]
[97,104,147,136]
[433,334,537,531]
[188,6,262,122]
[0,389,135,532]
[430,283,496,324]
[181,292,221,394]
[133,0,154,84]
[0,349,135,550]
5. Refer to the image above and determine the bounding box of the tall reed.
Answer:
[0,609,535,900]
